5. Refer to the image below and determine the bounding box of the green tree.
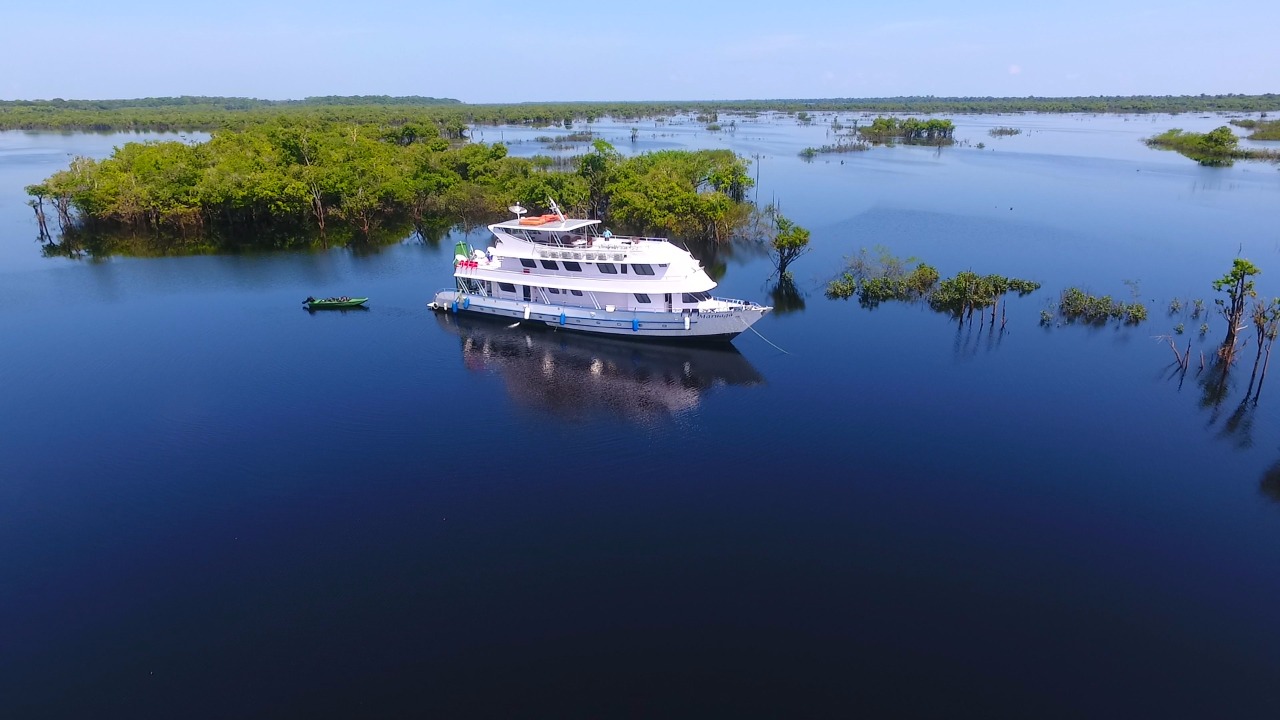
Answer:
[1202,126,1239,153]
[1213,258,1261,359]
[769,213,810,279]
[579,139,620,219]
[604,149,752,242]
[929,272,1039,324]
[26,117,761,252]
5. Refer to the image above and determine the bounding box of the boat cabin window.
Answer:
[540,260,558,270]
[570,289,584,296]
[632,264,656,276]
[597,263,617,274]
[682,291,710,303]
[520,258,537,268]
[563,261,582,272]
[498,282,516,293]
[549,288,561,294]
[634,293,651,303]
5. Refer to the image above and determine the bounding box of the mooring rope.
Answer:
[741,317,790,354]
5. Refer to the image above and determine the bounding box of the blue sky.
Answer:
[4,0,1276,102]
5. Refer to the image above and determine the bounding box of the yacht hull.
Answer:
[430,291,766,343]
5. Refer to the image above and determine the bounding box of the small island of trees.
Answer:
[27,122,759,255]
[799,116,955,158]
[856,117,956,146]
[1228,118,1280,140]
[824,247,1039,327]
[1146,126,1280,166]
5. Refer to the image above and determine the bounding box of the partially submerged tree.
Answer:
[929,272,1040,326]
[1245,297,1280,401]
[825,246,937,305]
[768,213,810,280]
[1055,287,1148,324]
[1213,258,1260,360]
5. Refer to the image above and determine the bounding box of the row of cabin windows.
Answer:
[507,230,590,244]
[498,281,582,297]
[496,283,694,305]
[516,258,655,275]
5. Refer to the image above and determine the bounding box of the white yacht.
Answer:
[429,203,771,342]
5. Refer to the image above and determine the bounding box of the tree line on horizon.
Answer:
[3,94,1278,133]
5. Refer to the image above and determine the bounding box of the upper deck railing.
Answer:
[496,226,669,249]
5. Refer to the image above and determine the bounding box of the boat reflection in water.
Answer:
[434,312,764,422]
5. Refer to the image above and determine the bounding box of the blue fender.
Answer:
[559,312,566,326]
[632,318,639,332]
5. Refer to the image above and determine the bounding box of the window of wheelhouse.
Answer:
[519,258,537,269]
[540,260,559,270]
[498,282,516,293]
[632,264,655,276]
[682,291,710,303]
[597,263,617,274]
[563,261,582,272]
[634,293,651,303]
[570,289,583,296]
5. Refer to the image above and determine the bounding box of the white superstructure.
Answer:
[429,205,771,342]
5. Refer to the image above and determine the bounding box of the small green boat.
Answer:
[304,295,368,309]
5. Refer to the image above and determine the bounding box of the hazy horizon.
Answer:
[4,0,1277,103]
[3,92,1279,105]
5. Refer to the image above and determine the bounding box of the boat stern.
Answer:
[428,289,459,311]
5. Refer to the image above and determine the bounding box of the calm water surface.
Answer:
[2,116,1278,717]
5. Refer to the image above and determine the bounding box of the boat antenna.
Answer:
[547,197,565,223]
[508,204,527,220]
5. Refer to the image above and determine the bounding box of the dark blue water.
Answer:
[2,118,1279,718]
